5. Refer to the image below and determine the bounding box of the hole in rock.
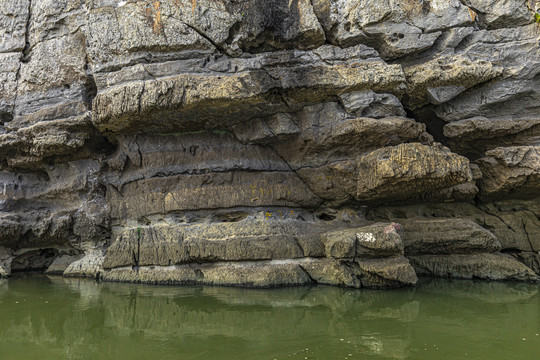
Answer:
[317,213,336,221]
[11,248,59,273]
[83,74,98,110]
[214,212,249,223]
[405,106,448,145]
[0,111,13,124]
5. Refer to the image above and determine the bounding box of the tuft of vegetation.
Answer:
[527,2,540,23]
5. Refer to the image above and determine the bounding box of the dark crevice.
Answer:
[213,211,249,223]
[223,21,242,46]
[298,264,316,284]
[83,73,98,111]
[263,143,325,210]
[521,218,535,253]
[405,105,448,146]
[181,21,228,55]
[317,213,336,221]
[0,112,13,124]
[10,248,59,272]
[21,0,32,63]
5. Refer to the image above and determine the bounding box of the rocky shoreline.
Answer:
[0,0,539,288]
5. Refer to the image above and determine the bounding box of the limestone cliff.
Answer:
[0,0,539,288]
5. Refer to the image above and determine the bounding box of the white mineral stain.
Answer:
[357,232,376,242]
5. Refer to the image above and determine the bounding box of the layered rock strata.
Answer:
[0,0,539,287]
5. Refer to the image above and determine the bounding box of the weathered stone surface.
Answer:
[108,171,321,219]
[11,32,90,131]
[0,114,103,170]
[312,0,473,58]
[400,218,501,255]
[278,115,428,169]
[462,0,535,29]
[0,53,20,122]
[102,261,313,288]
[92,59,405,134]
[0,0,539,289]
[426,86,467,105]
[476,146,540,199]
[0,0,29,53]
[63,249,105,279]
[102,256,417,289]
[409,253,538,282]
[295,143,472,205]
[85,0,326,70]
[511,251,540,275]
[102,223,306,269]
[103,220,402,268]
[339,90,407,118]
[435,24,540,122]
[355,143,473,203]
[300,256,417,289]
[370,200,540,253]
[0,246,12,277]
[45,254,81,275]
[404,55,503,109]
[323,223,404,259]
[355,256,418,289]
[444,117,540,157]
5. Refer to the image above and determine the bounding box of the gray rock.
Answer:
[0,266,7,278]
[0,0,29,53]
[404,55,503,109]
[63,249,105,279]
[0,53,20,122]
[368,200,540,253]
[409,253,538,282]
[511,251,540,275]
[339,90,407,118]
[355,143,473,203]
[444,117,540,157]
[301,256,417,289]
[0,0,539,289]
[476,146,540,199]
[462,0,534,29]
[44,254,81,275]
[312,0,472,59]
[102,260,313,288]
[400,218,501,255]
[427,86,466,105]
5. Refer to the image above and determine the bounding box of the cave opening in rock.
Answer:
[405,106,448,146]
[10,248,59,273]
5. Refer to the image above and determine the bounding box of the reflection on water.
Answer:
[0,276,539,360]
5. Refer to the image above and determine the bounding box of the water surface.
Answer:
[0,275,539,360]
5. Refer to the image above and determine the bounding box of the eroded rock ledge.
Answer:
[0,0,539,288]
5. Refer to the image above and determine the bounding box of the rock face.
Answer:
[0,0,539,287]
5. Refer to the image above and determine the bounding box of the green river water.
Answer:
[0,275,539,360]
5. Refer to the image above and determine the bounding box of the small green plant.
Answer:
[527,2,540,23]
[137,226,142,239]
